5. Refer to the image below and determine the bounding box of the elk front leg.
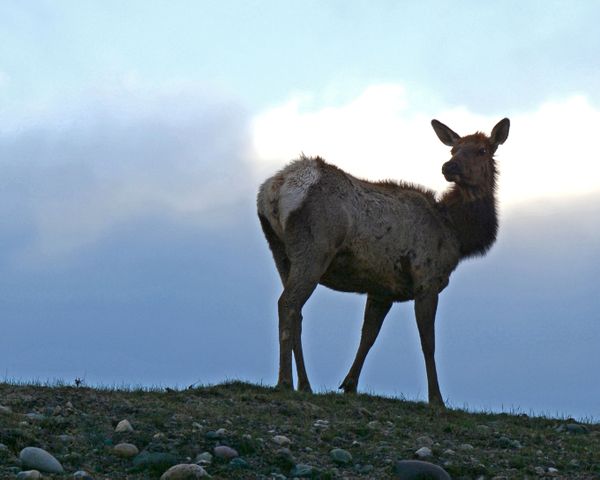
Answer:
[414,290,444,407]
[340,296,392,393]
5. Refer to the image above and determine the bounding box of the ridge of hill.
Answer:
[0,381,598,479]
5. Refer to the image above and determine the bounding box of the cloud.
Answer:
[251,85,600,206]
[0,85,255,263]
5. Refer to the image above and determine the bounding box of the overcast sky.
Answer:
[1,1,599,421]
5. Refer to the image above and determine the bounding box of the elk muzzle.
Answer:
[442,160,461,182]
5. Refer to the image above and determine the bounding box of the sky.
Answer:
[1,1,599,421]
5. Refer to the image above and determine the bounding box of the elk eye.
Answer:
[478,148,487,156]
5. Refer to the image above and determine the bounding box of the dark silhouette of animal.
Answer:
[257,118,510,406]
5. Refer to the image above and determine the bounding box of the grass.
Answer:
[1,380,599,479]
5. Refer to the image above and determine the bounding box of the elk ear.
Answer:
[431,119,460,146]
[490,118,510,148]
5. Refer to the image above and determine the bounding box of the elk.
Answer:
[257,118,510,406]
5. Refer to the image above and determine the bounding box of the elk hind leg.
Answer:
[278,257,331,393]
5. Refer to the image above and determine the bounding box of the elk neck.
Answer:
[439,184,498,259]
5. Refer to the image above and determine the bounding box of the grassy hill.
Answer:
[0,381,598,479]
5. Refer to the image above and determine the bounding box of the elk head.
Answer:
[432,118,510,191]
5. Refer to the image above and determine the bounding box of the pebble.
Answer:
[289,464,315,477]
[416,435,434,447]
[73,471,95,479]
[477,424,492,435]
[355,464,375,474]
[16,471,42,480]
[115,419,134,432]
[24,413,45,421]
[496,436,522,449]
[132,451,178,470]
[160,463,209,479]
[19,447,64,474]
[459,443,474,450]
[213,445,238,459]
[274,448,295,469]
[393,460,451,479]
[313,419,329,429]
[272,435,291,446]
[113,442,139,458]
[204,430,225,440]
[229,457,249,469]
[194,451,213,465]
[564,423,589,434]
[415,446,433,459]
[330,448,353,465]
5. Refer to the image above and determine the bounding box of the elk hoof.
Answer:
[428,397,446,410]
[276,380,294,391]
[339,379,357,394]
[297,382,313,394]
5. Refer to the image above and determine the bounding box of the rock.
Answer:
[160,463,209,479]
[229,457,249,469]
[213,445,238,459]
[459,443,474,450]
[313,419,329,429]
[204,430,225,440]
[16,471,42,480]
[114,442,139,458]
[274,448,295,469]
[272,435,292,446]
[115,419,134,432]
[416,435,434,447]
[393,460,451,479]
[367,420,381,429]
[355,464,375,474]
[330,448,353,465]
[415,447,432,459]
[548,467,559,475]
[132,451,178,471]
[58,434,75,443]
[290,464,315,477]
[194,451,213,465]
[496,436,521,449]
[24,413,45,422]
[477,424,492,435]
[73,471,95,479]
[19,447,64,474]
[0,405,12,415]
[564,424,589,434]
[270,474,287,480]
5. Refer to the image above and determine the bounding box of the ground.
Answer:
[0,381,598,479]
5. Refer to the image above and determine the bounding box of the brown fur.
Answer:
[257,118,510,406]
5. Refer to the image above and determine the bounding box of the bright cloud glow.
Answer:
[252,85,600,206]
